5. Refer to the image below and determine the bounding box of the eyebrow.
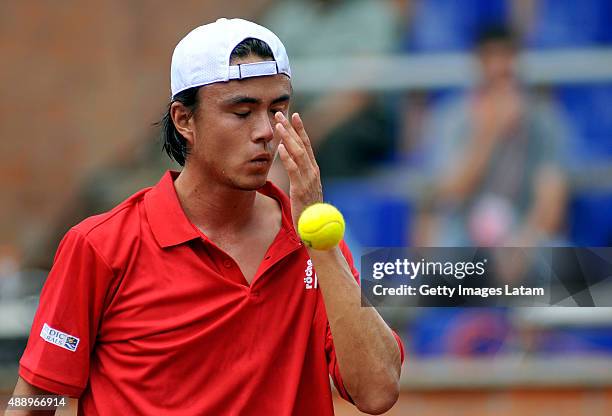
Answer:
[223,93,291,106]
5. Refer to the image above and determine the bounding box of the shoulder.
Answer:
[73,187,150,237]
[525,93,566,122]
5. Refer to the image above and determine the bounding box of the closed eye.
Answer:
[234,111,251,118]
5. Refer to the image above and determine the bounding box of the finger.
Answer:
[275,122,310,170]
[291,113,316,166]
[275,112,307,155]
[275,111,295,133]
[277,143,302,186]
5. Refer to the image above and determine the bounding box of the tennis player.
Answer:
[8,18,403,415]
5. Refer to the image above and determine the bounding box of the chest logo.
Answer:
[304,259,318,290]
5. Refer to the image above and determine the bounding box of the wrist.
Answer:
[306,245,342,261]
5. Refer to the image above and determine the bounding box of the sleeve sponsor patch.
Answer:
[40,323,80,352]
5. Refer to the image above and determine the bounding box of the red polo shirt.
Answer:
[20,171,404,415]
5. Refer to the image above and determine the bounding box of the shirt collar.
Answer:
[145,170,298,248]
[144,171,200,248]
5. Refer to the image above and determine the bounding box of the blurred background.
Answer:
[1,0,612,414]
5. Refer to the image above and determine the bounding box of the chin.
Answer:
[229,175,268,191]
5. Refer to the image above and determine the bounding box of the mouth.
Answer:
[249,153,272,164]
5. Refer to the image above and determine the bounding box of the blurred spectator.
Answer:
[413,26,569,247]
[262,0,405,184]
[397,0,512,162]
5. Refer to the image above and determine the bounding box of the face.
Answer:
[477,41,518,84]
[173,55,291,191]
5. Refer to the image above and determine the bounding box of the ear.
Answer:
[170,102,196,147]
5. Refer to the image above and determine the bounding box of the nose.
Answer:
[252,111,274,144]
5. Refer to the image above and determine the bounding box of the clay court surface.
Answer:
[334,388,612,415]
[1,388,611,415]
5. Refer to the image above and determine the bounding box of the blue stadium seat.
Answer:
[555,84,612,161]
[568,193,612,246]
[526,0,612,49]
[403,0,508,52]
[324,180,412,247]
[536,327,612,355]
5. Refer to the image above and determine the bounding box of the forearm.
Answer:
[273,111,401,412]
[309,247,401,414]
[523,166,567,239]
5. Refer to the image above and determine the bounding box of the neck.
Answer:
[173,166,260,234]
[482,77,517,91]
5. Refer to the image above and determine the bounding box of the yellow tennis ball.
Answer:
[298,203,345,250]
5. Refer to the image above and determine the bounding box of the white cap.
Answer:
[170,18,291,98]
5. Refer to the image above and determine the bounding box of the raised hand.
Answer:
[274,112,323,229]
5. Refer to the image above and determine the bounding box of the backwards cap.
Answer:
[170,18,291,98]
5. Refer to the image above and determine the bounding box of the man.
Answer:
[8,18,403,415]
[413,25,568,247]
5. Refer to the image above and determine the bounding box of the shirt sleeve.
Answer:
[325,241,406,403]
[19,228,114,397]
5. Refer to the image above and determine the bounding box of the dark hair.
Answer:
[230,37,274,61]
[474,25,517,50]
[159,38,275,166]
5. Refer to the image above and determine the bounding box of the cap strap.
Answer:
[228,61,279,80]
